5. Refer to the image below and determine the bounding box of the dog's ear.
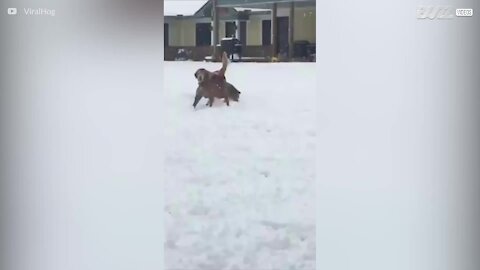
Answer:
[194,70,198,78]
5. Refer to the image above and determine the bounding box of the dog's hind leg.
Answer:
[207,97,214,107]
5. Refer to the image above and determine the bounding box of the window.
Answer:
[239,21,247,45]
[225,21,236,38]
[164,23,169,47]
[262,20,271,45]
[196,23,212,46]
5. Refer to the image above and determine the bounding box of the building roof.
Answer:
[218,0,315,8]
[235,7,270,12]
[164,0,209,16]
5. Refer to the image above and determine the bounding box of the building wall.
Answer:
[293,7,316,43]
[276,6,316,43]
[246,17,262,46]
[164,5,315,50]
[246,6,316,46]
[165,17,210,47]
[179,20,196,46]
[219,21,225,38]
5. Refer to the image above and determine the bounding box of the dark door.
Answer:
[225,21,236,38]
[239,21,247,46]
[277,17,289,55]
[262,20,271,45]
[196,23,211,46]
[164,23,169,47]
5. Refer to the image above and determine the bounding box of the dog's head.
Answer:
[230,93,240,102]
[232,89,241,101]
[194,68,209,84]
[226,83,241,101]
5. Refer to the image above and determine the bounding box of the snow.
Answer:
[164,62,316,269]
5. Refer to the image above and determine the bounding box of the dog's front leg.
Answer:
[193,87,204,108]
[224,96,230,106]
[192,94,202,108]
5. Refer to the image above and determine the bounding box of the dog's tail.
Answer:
[218,52,229,77]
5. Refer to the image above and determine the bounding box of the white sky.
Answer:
[164,0,270,16]
[164,0,208,16]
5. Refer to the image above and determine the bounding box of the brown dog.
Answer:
[193,52,232,108]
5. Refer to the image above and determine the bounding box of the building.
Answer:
[164,0,315,61]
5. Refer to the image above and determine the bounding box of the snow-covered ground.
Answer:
[164,62,316,270]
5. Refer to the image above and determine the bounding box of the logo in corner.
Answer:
[7,8,18,15]
[417,6,454,19]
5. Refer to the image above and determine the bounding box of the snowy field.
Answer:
[164,62,316,270]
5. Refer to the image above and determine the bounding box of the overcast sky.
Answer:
[164,0,270,16]
[164,0,208,16]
